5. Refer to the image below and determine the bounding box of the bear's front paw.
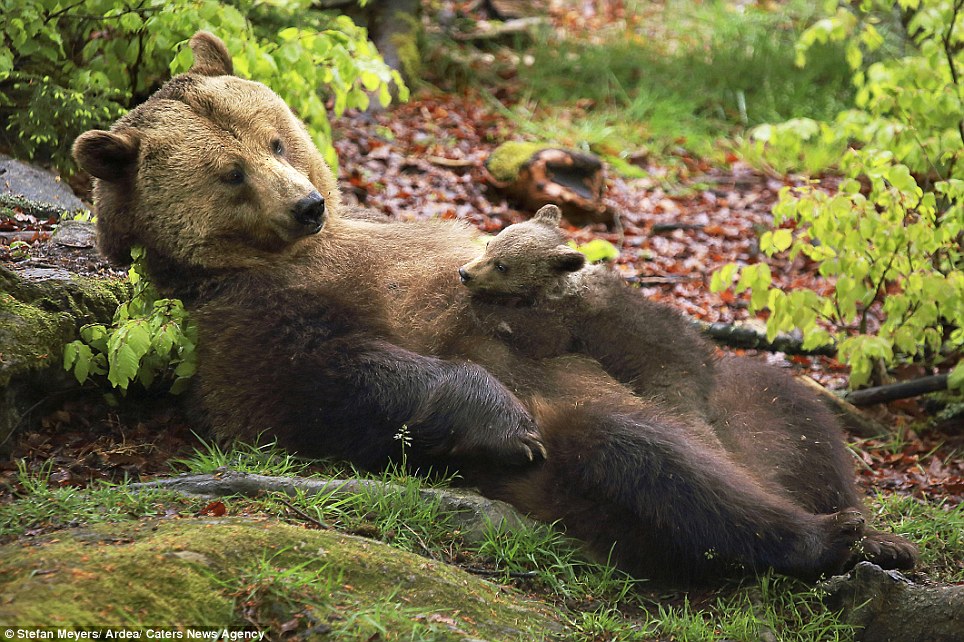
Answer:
[816,509,866,574]
[855,528,918,570]
[504,425,548,464]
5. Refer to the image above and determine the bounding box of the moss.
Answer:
[0,267,129,385]
[390,13,423,85]
[486,141,551,182]
[0,518,563,637]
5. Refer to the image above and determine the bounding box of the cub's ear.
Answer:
[73,130,140,182]
[551,246,586,273]
[532,204,562,227]
[189,31,234,77]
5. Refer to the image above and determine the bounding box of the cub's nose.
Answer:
[292,191,326,228]
[458,267,471,283]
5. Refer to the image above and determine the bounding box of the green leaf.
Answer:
[949,362,964,391]
[574,239,620,263]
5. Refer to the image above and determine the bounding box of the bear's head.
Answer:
[72,32,342,281]
[458,205,585,299]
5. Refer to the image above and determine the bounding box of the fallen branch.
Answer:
[797,376,887,439]
[131,471,531,545]
[451,17,548,41]
[845,374,950,407]
[700,322,838,357]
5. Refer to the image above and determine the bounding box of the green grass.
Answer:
[871,493,964,582]
[509,1,855,171]
[4,442,962,640]
[0,461,197,540]
[172,435,315,476]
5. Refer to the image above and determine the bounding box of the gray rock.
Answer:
[0,154,84,211]
[52,220,96,248]
[822,561,964,642]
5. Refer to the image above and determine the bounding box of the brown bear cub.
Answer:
[73,31,916,585]
[459,204,917,573]
[459,204,716,418]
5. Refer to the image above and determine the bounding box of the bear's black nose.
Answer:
[458,267,471,283]
[292,191,326,228]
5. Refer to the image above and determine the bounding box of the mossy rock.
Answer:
[0,518,563,637]
[0,265,130,446]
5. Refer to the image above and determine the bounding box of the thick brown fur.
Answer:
[73,32,916,584]
[459,205,717,418]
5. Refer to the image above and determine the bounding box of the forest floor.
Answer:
[0,3,961,635]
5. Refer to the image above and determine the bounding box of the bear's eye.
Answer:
[495,262,507,273]
[271,138,285,156]
[222,168,245,186]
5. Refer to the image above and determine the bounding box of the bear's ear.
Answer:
[73,130,140,182]
[532,204,562,227]
[551,246,586,273]
[189,31,234,77]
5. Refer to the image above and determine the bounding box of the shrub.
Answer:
[713,0,963,391]
[0,0,406,173]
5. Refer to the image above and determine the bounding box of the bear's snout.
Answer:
[458,267,472,284]
[291,191,326,231]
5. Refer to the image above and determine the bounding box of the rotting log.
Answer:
[485,142,614,226]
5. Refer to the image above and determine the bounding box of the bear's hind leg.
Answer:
[537,402,865,582]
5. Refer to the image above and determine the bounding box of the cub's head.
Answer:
[458,205,585,299]
[72,32,342,281]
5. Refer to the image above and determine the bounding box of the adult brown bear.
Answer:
[72,31,916,583]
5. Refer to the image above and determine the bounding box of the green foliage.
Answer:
[713,0,964,390]
[64,247,198,393]
[1,0,406,173]
[572,238,620,263]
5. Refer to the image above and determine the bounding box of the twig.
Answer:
[942,0,964,149]
[278,497,330,530]
[650,222,706,234]
[700,322,837,357]
[463,566,538,579]
[844,374,950,406]
[424,155,476,169]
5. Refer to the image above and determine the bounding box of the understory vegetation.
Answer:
[4,441,960,639]
[1,0,962,639]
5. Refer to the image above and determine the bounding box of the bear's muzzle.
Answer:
[291,191,326,233]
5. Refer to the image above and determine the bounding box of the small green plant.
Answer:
[173,437,312,477]
[7,240,31,260]
[712,0,963,390]
[64,247,198,393]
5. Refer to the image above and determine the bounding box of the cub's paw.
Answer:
[855,529,918,570]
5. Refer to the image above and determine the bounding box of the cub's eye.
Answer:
[271,138,285,156]
[222,168,245,185]
[495,262,507,273]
